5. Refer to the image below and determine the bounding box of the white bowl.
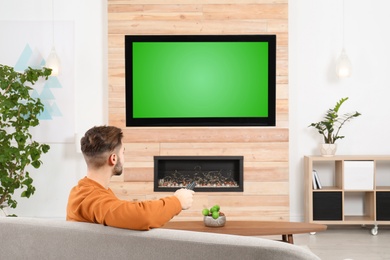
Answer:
[203,215,226,227]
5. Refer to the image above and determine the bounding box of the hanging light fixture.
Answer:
[46,0,60,76]
[336,0,352,78]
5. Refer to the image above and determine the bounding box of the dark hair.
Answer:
[81,126,123,168]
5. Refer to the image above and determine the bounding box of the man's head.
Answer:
[81,126,124,176]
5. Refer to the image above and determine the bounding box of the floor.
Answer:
[264,225,390,260]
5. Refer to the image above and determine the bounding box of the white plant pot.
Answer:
[203,215,226,227]
[320,143,337,157]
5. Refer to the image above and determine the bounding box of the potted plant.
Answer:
[0,64,51,216]
[202,204,226,227]
[309,97,361,156]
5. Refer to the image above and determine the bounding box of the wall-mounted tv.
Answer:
[125,34,276,127]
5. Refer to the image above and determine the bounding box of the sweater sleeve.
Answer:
[76,188,182,230]
[66,178,183,230]
[102,194,182,230]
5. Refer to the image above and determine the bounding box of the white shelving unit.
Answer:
[304,155,390,235]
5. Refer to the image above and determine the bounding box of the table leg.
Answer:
[282,234,294,244]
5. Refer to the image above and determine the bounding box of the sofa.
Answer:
[0,217,320,260]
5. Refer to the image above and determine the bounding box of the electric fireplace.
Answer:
[154,156,243,192]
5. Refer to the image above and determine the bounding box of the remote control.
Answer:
[186,181,196,190]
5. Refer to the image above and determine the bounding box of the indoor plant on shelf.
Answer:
[309,97,361,156]
[0,64,51,216]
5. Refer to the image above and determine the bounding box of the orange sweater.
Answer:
[66,177,182,230]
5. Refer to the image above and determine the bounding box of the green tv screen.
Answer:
[125,35,276,126]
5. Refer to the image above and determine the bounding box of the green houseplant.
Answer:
[0,64,51,216]
[309,97,361,156]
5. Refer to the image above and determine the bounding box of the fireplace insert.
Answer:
[154,156,243,192]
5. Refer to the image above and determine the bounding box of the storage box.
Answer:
[377,192,390,220]
[313,192,342,220]
[344,161,374,190]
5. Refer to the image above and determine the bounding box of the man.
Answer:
[67,125,194,230]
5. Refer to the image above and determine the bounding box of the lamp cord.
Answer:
[342,0,345,49]
[52,0,55,48]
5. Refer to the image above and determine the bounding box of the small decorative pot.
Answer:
[203,215,226,227]
[320,143,337,157]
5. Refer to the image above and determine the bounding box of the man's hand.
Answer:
[174,188,194,210]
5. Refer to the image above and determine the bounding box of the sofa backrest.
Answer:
[0,217,320,260]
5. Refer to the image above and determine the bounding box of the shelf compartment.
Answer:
[343,191,375,221]
[375,160,390,188]
[311,160,343,189]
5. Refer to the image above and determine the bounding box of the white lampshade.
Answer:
[336,48,352,78]
[46,47,61,76]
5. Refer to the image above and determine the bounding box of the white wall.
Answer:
[2,0,390,220]
[289,0,390,220]
[0,0,107,218]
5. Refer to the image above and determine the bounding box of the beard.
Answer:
[112,160,123,176]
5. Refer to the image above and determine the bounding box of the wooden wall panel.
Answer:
[108,0,289,221]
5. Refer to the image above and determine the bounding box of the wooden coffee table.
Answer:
[162,220,327,244]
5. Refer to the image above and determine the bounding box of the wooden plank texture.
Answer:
[107,0,289,221]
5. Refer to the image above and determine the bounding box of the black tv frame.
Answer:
[125,34,276,127]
